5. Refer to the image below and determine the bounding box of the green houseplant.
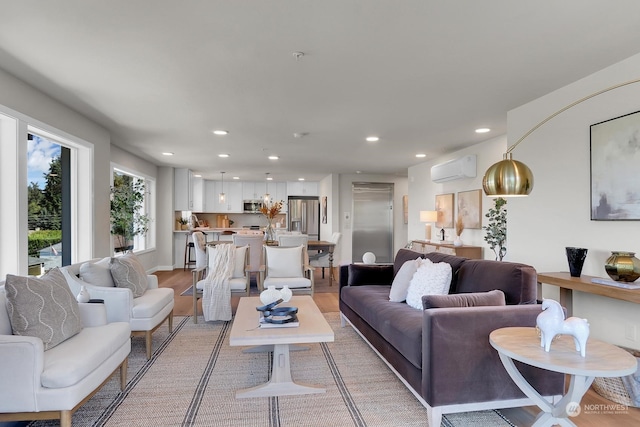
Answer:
[483,197,507,261]
[110,174,150,253]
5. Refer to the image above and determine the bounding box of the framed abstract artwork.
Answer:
[457,189,482,229]
[435,193,454,228]
[591,110,640,220]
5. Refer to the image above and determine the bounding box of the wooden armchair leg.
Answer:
[120,358,128,391]
[145,331,152,359]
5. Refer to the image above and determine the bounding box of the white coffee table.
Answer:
[229,295,334,398]
[490,327,637,427]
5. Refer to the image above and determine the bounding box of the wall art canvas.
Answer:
[321,196,328,224]
[402,195,408,224]
[435,193,454,228]
[591,110,640,220]
[457,189,482,229]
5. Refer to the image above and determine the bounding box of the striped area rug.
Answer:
[29,313,515,427]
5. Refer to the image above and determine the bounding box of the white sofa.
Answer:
[0,283,130,427]
[61,257,174,359]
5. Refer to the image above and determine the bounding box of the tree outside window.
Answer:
[110,171,151,253]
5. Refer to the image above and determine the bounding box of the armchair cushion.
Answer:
[109,253,148,298]
[4,268,82,350]
[422,289,506,309]
[79,257,114,287]
[406,260,452,309]
[266,245,303,277]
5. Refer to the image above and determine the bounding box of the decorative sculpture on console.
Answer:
[536,299,590,357]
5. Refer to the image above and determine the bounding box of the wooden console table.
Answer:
[537,272,640,317]
[411,240,482,259]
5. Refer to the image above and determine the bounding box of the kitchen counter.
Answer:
[173,227,245,234]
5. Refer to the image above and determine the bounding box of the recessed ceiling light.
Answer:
[193,174,202,178]
[266,177,273,181]
[162,152,174,156]
[475,128,490,134]
[298,178,305,181]
[218,153,230,158]
[213,130,229,135]
[366,136,380,142]
[268,155,279,160]
[416,153,426,158]
[233,176,240,180]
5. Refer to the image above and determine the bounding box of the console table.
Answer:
[490,327,637,427]
[537,272,640,317]
[411,240,482,259]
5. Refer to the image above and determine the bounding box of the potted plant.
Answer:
[110,175,150,253]
[177,217,189,230]
[483,197,507,261]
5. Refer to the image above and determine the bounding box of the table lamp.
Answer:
[419,211,438,242]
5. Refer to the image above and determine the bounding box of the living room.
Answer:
[2,2,640,426]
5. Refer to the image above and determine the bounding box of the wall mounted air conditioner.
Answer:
[430,155,477,183]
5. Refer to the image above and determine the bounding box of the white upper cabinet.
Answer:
[192,176,204,212]
[206,180,242,213]
[287,181,318,197]
[174,168,193,211]
[242,181,267,200]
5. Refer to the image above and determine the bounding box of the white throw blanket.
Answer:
[202,244,235,321]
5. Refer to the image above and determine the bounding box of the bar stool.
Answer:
[183,233,196,270]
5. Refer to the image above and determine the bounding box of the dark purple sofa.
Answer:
[339,248,564,425]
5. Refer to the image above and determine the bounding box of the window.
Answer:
[111,166,155,254]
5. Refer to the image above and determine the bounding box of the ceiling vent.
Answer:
[430,155,477,183]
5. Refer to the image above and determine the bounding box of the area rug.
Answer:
[29,313,515,427]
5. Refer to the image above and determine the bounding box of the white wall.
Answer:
[338,173,408,265]
[507,52,640,349]
[408,135,506,256]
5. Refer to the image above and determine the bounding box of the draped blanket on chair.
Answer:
[202,243,235,321]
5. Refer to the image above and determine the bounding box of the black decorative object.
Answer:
[566,247,588,277]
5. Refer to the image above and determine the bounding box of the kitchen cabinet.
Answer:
[192,176,204,212]
[242,181,267,200]
[287,181,318,197]
[205,180,242,213]
[275,182,288,212]
[174,168,193,211]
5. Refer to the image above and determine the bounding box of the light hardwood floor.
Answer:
[156,268,639,426]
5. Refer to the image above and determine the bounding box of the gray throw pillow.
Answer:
[4,268,82,350]
[109,253,148,298]
[422,289,506,309]
[79,257,114,287]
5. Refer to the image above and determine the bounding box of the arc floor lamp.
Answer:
[483,77,640,197]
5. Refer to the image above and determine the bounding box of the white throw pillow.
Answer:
[405,260,452,309]
[233,245,248,278]
[266,245,303,278]
[79,257,114,287]
[389,258,422,302]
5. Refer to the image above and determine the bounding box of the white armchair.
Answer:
[61,255,174,359]
[0,281,130,427]
[260,245,314,295]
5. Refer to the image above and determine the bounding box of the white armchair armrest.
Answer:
[0,335,44,405]
[78,303,108,327]
[146,274,159,289]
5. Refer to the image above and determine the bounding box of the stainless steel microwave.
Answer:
[243,200,263,213]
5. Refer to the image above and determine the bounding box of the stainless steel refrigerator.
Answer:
[288,196,320,240]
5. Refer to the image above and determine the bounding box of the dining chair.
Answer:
[232,233,265,277]
[260,245,314,296]
[278,234,309,248]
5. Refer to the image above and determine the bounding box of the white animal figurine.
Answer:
[536,299,590,357]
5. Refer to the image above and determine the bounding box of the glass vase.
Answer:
[265,219,275,243]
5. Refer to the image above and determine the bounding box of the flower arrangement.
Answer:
[455,216,464,237]
[259,200,283,219]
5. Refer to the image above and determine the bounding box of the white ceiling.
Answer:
[1,1,640,182]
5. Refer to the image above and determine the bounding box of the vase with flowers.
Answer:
[454,216,464,247]
[259,200,283,243]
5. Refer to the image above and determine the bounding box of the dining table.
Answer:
[307,240,336,286]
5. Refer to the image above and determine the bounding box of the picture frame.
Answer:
[457,189,482,229]
[321,196,328,224]
[402,195,408,224]
[435,193,454,228]
[591,110,640,220]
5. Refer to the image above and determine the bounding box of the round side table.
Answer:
[490,327,637,427]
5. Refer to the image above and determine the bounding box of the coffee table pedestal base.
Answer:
[236,343,325,398]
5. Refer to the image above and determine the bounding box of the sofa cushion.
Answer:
[79,257,114,287]
[41,321,130,388]
[109,253,148,298]
[4,268,83,350]
[389,258,422,302]
[456,259,537,304]
[348,264,394,286]
[131,287,175,319]
[341,285,424,369]
[422,289,506,309]
[406,260,452,309]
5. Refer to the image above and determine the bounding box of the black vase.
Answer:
[566,247,588,277]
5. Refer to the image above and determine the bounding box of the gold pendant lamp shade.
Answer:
[482,153,534,197]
